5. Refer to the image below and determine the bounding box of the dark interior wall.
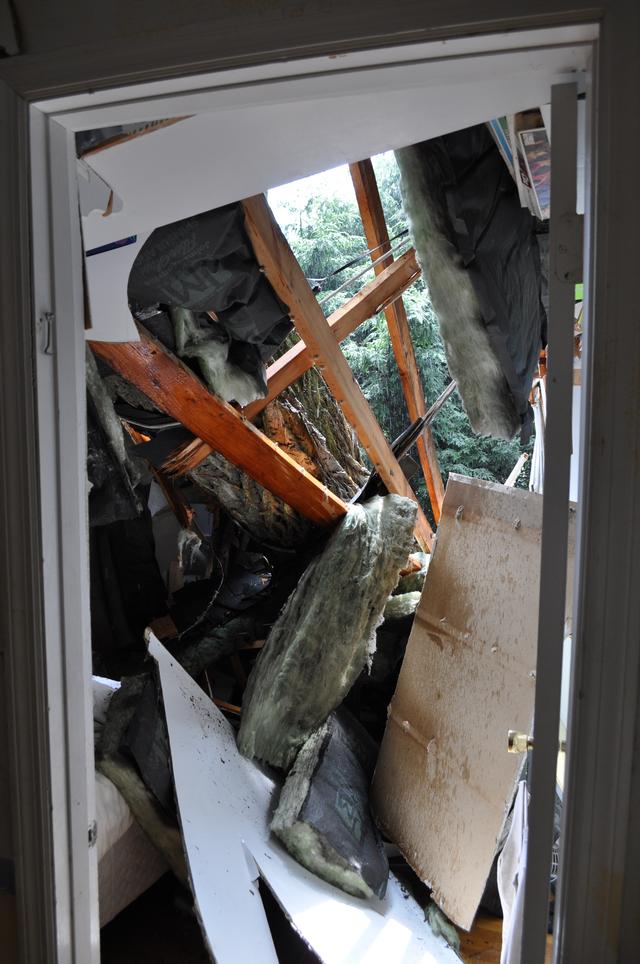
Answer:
[0,654,17,964]
[0,655,13,861]
[5,0,415,58]
[5,0,587,63]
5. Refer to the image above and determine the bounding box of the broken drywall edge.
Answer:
[75,52,589,253]
[148,631,458,964]
[82,232,144,342]
[77,160,123,219]
[77,158,140,342]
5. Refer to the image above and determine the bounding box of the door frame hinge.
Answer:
[38,311,55,355]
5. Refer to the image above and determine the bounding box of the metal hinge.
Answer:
[38,312,55,355]
[88,821,97,848]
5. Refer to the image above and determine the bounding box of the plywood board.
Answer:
[148,633,459,964]
[371,475,575,931]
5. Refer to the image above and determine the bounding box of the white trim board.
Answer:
[76,40,589,340]
[149,631,459,964]
[35,24,597,122]
[80,45,589,251]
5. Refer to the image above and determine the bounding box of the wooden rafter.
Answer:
[163,249,420,477]
[89,326,348,528]
[241,193,434,552]
[349,159,445,523]
[245,248,420,419]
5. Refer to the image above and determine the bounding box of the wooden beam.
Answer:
[89,326,348,528]
[244,247,420,419]
[349,159,445,523]
[241,193,434,553]
[164,248,420,477]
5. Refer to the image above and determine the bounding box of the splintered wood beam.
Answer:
[164,248,421,478]
[349,159,445,523]
[89,327,348,528]
[241,193,434,553]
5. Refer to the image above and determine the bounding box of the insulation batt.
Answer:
[237,494,417,769]
[171,306,265,406]
[396,128,545,440]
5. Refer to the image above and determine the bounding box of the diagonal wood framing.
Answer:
[89,326,348,527]
[349,159,445,523]
[164,249,420,477]
[244,247,420,419]
[242,193,434,552]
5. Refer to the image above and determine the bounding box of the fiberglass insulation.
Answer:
[396,124,546,440]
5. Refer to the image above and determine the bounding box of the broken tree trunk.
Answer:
[237,494,417,769]
[190,372,368,548]
[162,250,420,475]
[90,326,348,528]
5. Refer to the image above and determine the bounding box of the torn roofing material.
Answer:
[396,123,546,441]
[128,203,293,401]
[271,708,389,901]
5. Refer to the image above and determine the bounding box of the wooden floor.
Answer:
[460,912,553,963]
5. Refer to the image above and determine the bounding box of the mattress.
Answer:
[93,677,168,926]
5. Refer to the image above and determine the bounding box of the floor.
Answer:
[0,894,17,964]
[100,875,210,964]
[460,912,553,963]
[100,875,554,963]
[100,873,318,963]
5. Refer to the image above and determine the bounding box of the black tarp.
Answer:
[128,203,293,383]
[398,124,546,439]
[440,125,546,436]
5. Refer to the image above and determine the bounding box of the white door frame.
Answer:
[1,4,639,962]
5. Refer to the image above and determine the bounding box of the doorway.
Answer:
[18,21,597,964]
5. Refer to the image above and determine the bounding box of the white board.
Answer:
[371,476,575,931]
[148,632,459,964]
[76,45,587,341]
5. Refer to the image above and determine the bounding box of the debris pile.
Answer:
[79,112,559,963]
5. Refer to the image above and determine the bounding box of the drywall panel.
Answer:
[79,44,589,253]
[149,632,458,964]
[371,475,576,931]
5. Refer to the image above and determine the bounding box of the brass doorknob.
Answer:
[507,730,567,753]
[508,730,534,753]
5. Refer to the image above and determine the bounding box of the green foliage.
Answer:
[272,155,532,520]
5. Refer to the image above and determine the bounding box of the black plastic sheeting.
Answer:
[170,548,272,639]
[404,124,546,439]
[128,203,293,383]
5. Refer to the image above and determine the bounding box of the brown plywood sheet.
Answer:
[371,475,575,931]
